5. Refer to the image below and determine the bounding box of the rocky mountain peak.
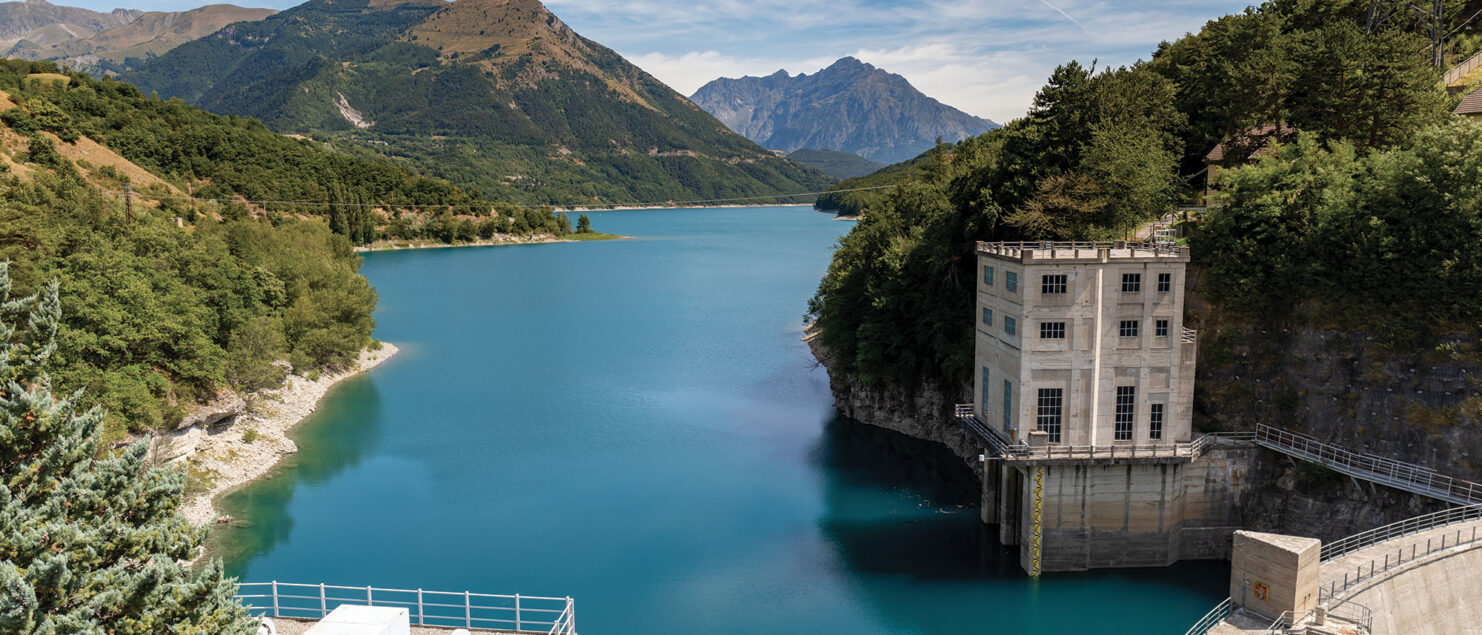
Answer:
[690,56,999,164]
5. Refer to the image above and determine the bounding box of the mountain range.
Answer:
[0,0,273,73]
[691,57,999,165]
[119,0,831,207]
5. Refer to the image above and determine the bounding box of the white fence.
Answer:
[236,582,575,634]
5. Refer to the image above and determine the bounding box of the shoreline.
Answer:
[355,232,625,253]
[552,202,815,212]
[177,343,400,526]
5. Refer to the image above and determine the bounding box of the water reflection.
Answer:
[208,376,387,569]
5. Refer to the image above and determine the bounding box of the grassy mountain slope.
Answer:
[0,59,389,437]
[5,4,276,73]
[0,0,137,44]
[122,0,832,207]
[786,148,883,180]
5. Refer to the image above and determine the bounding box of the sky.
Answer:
[65,0,1256,123]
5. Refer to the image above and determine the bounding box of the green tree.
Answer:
[576,213,592,233]
[0,264,256,634]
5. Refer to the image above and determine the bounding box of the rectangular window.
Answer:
[1002,379,1013,430]
[1156,319,1170,337]
[1122,273,1141,293]
[981,367,991,418]
[1005,316,1017,336]
[1041,274,1067,294]
[1149,403,1164,440]
[1006,271,1018,292]
[1036,388,1063,443]
[1039,321,1066,339]
[982,307,994,326]
[1157,272,1172,293]
[1119,320,1140,337]
[984,265,995,286]
[1115,386,1136,441]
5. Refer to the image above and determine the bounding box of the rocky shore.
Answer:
[355,232,623,253]
[155,344,400,526]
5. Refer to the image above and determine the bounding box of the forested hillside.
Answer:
[808,0,1457,390]
[121,0,833,207]
[0,58,570,439]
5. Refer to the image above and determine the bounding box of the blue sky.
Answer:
[69,0,1255,123]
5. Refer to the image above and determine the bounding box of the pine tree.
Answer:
[0,263,256,634]
[576,214,592,234]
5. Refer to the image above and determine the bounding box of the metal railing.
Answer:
[1181,327,1198,344]
[1446,48,1482,86]
[1259,602,1373,634]
[235,582,575,634]
[954,404,1208,462]
[1322,505,1482,560]
[1320,521,1482,602]
[1183,597,1231,635]
[1216,423,1482,505]
[976,240,1185,259]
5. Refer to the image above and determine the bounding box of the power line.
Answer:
[104,184,896,213]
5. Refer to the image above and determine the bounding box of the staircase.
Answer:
[1218,424,1482,506]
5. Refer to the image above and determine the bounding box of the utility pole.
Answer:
[1367,0,1445,70]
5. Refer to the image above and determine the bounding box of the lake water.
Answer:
[216,206,1226,634]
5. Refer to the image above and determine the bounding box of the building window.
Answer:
[1005,316,1017,336]
[1003,379,1013,431]
[1040,322,1066,339]
[981,367,991,418]
[1041,274,1067,294]
[1037,388,1063,443]
[1115,386,1136,441]
[1149,403,1164,440]
[1122,273,1141,293]
[1119,320,1140,337]
[1006,271,1018,292]
[1156,319,1170,337]
[1157,272,1172,293]
[982,307,994,326]
[984,265,995,286]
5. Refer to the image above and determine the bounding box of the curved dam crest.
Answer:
[213,206,1227,634]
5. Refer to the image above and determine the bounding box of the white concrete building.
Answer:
[973,241,1196,450]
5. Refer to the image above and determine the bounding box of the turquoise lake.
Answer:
[217,206,1226,633]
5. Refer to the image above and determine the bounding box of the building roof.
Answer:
[1456,87,1482,115]
[977,241,1188,264]
[1205,124,1296,163]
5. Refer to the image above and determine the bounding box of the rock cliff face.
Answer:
[806,333,977,472]
[1186,275,1473,539]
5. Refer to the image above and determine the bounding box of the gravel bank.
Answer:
[177,344,400,526]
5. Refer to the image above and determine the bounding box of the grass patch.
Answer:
[241,428,259,443]
[563,232,623,242]
[184,463,219,498]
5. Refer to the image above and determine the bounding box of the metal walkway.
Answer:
[1215,424,1482,506]
[954,405,1482,504]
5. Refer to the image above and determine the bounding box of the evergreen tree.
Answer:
[0,263,256,634]
[576,214,592,233]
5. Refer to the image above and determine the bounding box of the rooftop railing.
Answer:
[235,581,575,634]
[976,240,1185,260]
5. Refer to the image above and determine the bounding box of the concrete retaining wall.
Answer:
[1006,442,1257,572]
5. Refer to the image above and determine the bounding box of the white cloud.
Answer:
[554,0,1255,123]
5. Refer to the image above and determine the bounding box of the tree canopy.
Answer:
[0,264,255,634]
